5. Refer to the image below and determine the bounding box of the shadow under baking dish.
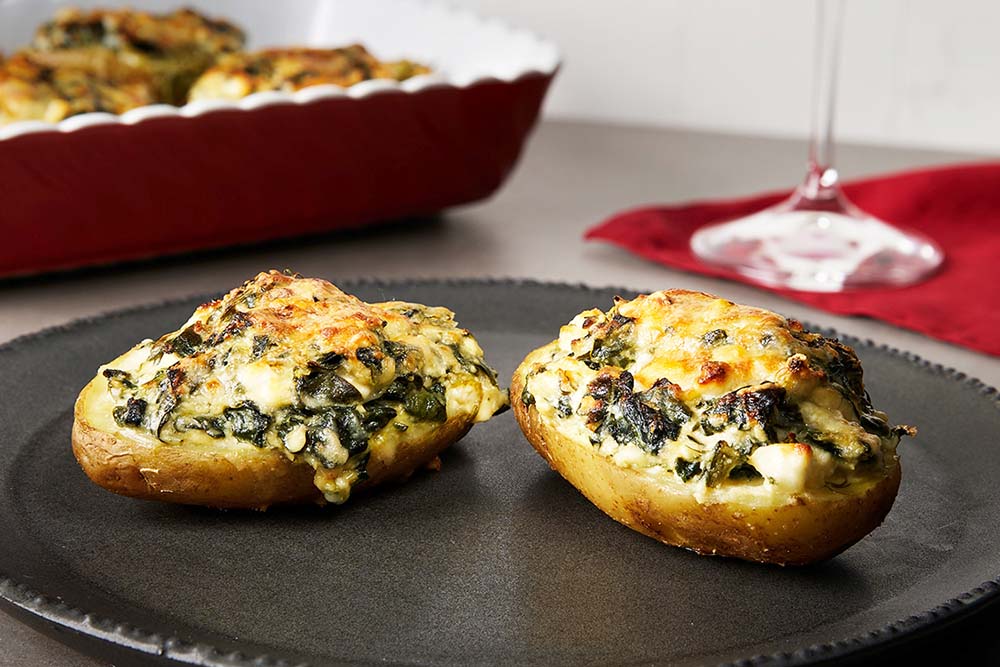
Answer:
[0,280,997,666]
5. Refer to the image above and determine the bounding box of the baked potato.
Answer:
[0,51,156,125]
[73,271,508,510]
[511,290,913,565]
[28,7,245,104]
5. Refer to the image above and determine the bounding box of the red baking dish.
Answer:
[0,0,559,277]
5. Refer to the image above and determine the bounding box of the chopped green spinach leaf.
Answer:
[112,398,147,427]
[224,401,272,446]
[675,458,702,482]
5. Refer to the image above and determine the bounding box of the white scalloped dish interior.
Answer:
[0,0,560,141]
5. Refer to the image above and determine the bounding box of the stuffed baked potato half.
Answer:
[511,290,913,566]
[72,271,508,510]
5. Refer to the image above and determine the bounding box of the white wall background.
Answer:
[455,0,1000,155]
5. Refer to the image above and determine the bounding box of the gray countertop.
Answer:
[1,119,994,665]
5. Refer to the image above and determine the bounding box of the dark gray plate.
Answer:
[2,280,1000,667]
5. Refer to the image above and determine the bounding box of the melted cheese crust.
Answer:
[188,46,430,101]
[520,290,910,501]
[99,271,507,503]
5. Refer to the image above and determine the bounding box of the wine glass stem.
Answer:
[802,0,845,200]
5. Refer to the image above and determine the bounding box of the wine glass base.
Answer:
[690,207,943,292]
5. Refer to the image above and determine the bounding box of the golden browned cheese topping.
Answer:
[188,46,430,101]
[519,290,912,497]
[99,271,508,503]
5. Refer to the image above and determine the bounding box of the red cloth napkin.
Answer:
[585,162,1000,356]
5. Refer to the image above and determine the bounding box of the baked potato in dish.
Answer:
[511,290,913,565]
[73,271,508,510]
[28,7,245,104]
[0,51,155,124]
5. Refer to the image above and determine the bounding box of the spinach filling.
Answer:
[586,372,691,454]
[172,402,271,445]
[383,375,448,422]
[520,386,536,407]
[175,415,226,439]
[205,310,253,346]
[556,395,573,418]
[167,369,447,467]
[152,381,180,436]
[699,385,789,438]
[112,397,147,427]
[363,401,401,432]
[699,383,876,461]
[704,442,742,486]
[404,385,447,422]
[382,340,410,363]
[109,310,469,475]
[224,402,272,445]
[696,383,860,462]
[298,370,362,405]
[568,323,894,484]
[448,342,500,382]
[675,451,762,485]
[301,408,370,461]
[728,463,763,481]
[165,326,203,357]
[792,331,893,439]
[296,353,361,407]
[583,313,636,370]
[274,397,401,469]
[675,458,701,482]
[584,374,779,483]
[103,368,135,391]
[355,346,383,373]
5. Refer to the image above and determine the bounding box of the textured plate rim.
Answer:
[1,277,998,667]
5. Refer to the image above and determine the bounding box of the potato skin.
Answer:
[511,351,901,566]
[72,376,471,510]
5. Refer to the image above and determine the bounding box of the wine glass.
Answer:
[690,0,943,292]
